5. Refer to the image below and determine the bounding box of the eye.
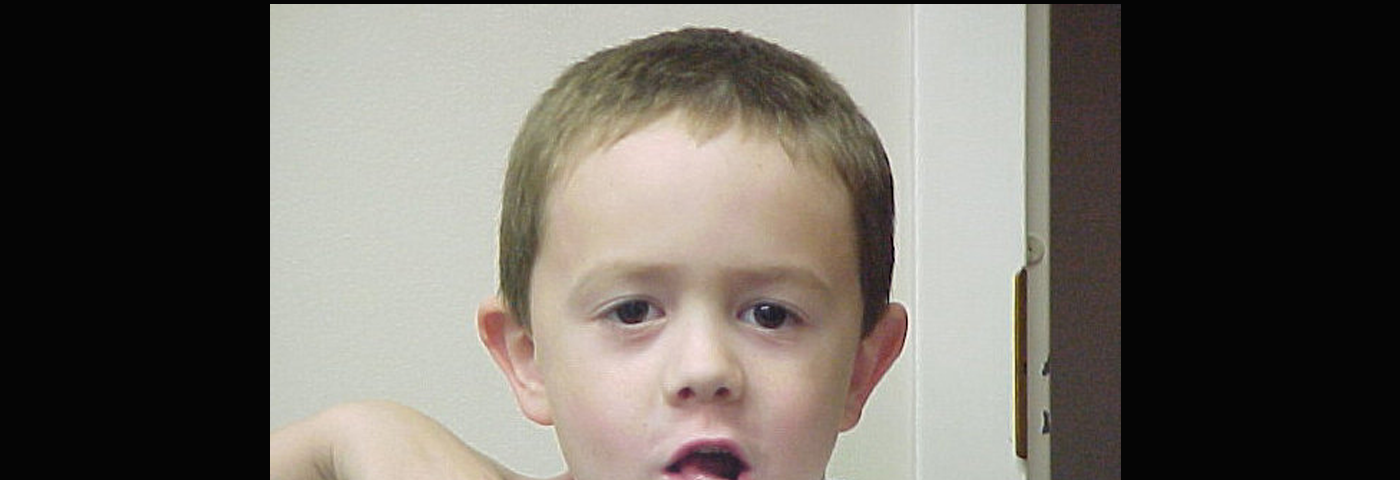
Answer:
[741,302,793,329]
[606,299,662,325]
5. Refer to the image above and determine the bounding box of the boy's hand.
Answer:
[271,400,562,480]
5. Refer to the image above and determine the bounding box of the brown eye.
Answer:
[610,300,655,325]
[746,303,789,329]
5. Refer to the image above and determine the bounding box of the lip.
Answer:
[664,438,751,479]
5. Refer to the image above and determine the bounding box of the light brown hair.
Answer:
[499,28,894,336]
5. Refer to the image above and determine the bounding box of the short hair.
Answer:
[499,28,894,337]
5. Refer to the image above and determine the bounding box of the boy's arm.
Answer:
[270,400,533,480]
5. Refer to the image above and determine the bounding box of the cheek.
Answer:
[762,372,846,430]
[550,364,652,424]
[539,337,626,422]
[537,340,660,470]
[751,347,857,465]
[779,334,860,408]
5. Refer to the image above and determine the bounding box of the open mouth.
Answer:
[665,443,749,480]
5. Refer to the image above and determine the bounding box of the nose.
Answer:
[663,314,744,406]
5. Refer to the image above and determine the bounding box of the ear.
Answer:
[840,302,908,432]
[477,295,553,426]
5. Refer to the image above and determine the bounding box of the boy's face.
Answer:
[483,116,904,480]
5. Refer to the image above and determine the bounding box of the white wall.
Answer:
[271,5,914,479]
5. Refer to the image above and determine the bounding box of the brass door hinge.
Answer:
[1015,267,1028,459]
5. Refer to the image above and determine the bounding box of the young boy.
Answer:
[270,27,907,480]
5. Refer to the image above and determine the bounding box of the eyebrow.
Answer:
[564,261,681,312]
[565,261,837,310]
[724,265,836,297]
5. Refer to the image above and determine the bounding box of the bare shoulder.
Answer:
[274,400,535,480]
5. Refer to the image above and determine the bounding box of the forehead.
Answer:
[535,116,860,309]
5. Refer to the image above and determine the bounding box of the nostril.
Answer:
[676,386,733,401]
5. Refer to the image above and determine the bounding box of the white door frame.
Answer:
[911,5,1048,479]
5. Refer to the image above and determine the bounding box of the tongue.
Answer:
[674,452,742,479]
